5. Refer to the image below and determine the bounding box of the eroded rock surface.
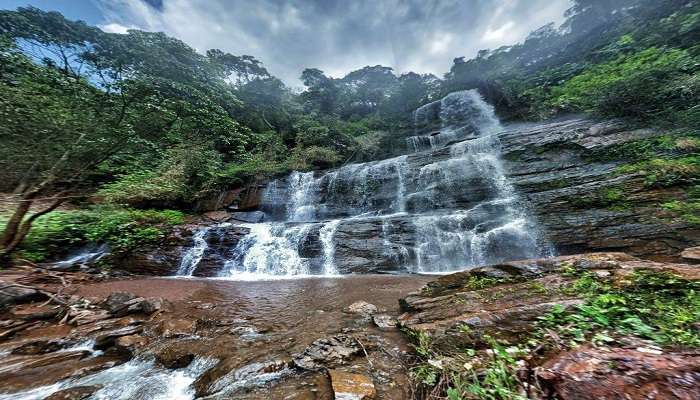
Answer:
[399,252,700,398]
[328,369,376,400]
[538,346,700,400]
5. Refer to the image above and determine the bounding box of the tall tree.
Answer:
[0,8,253,260]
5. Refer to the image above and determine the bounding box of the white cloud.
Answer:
[99,22,135,34]
[94,0,572,84]
[482,21,516,42]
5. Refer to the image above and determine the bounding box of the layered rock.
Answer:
[501,118,700,260]
[398,252,700,399]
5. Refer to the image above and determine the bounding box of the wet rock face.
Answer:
[328,370,376,400]
[538,347,700,400]
[292,334,362,371]
[44,385,103,400]
[111,117,699,277]
[500,118,700,260]
[114,224,250,276]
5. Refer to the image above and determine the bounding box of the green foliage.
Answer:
[616,156,700,187]
[443,1,700,123]
[406,267,699,399]
[550,47,698,120]
[662,200,700,224]
[463,339,527,400]
[1,207,184,262]
[584,134,696,162]
[539,270,700,347]
[463,275,511,291]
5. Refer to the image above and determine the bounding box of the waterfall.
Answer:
[407,90,500,152]
[319,219,342,275]
[176,227,210,276]
[184,89,550,278]
[53,244,109,270]
[221,223,312,276]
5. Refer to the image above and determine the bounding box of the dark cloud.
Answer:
[96,0,571,85]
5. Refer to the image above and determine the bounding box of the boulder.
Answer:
[293,334,362,371]
[203,211,230,222]
[328,370,376,400]
[94,325,143,350]
[154,344,195,369]
[102,292,137,314]
[681,246,700,263]
[44,385,102,400]
[140,297,166,314]
[343,301,378,316]
[113,335,148,355]
[10,304,61,321]
[0,283,44,310]
[231,211,265,223]
[371,314,397,330]
[538,346,700,400]
[154,318,196,338]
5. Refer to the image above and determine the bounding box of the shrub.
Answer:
[2,207,185,262]
[550,47,699,122]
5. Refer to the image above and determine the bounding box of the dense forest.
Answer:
[1,0,699,262]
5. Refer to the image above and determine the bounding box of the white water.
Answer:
[0,357,216,400]
[319,219,342,275]
[222,223,312,276]
[407,90,501,152]
[52,244,109,269]
[175,227,210,276]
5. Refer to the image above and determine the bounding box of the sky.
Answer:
[1,0,572,85]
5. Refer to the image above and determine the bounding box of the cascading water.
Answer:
[178,89,551,277]
[407,90,501,152]
[175,227,210,276]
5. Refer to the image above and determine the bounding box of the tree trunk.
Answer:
[0,196,64,262]
[0,198,32,249]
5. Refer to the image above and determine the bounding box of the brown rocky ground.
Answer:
[399,252,700,399]
[0,252,698,399]
[0,269,430,399]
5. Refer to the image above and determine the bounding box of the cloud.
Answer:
[94,0,571,86]
[99,22,136,34]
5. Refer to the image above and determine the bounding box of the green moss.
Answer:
[502,150,525,162]
[568,187,632,210]
[662,200,700,224]
[536,178,571,191]
[584,134,694,162]
[616,156,700,187]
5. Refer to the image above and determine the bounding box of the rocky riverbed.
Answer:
[0,268,431,399]
[1,252,698,399]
